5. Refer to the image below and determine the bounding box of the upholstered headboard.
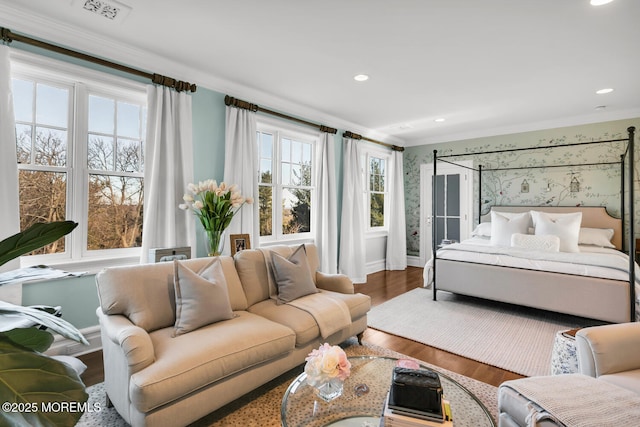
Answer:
[481,206,623,250]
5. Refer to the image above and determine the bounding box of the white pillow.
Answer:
[531,211,582,253]
[493,210,534,229]
[490,211,531,247]
[578,227,615,248]
[511,233,560,252]
[472,222,491,237]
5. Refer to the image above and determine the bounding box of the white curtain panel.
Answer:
[339,138,366,283]
[315,132,338,273]
[0,46,20,272]
[223,105,259,252]
[386,149,407,270]
[140,86,195,263]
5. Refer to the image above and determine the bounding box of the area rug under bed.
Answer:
[367,288,598,377]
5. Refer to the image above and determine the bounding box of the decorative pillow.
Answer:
[271,244,318,304]
[578,227,615,248]
[472,222,491,237]
[511,233,560,252]
[493,210,534,229]
[173,258,234,336]
[490,211,531,247]
[531,211,582,253]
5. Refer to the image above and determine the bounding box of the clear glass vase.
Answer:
[314,377,344,402]
[204,229,225,256]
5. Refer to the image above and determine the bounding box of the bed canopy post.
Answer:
[478,164,483,224]
[628,126,636,322]
[621,154,625,236]
[432,150,438,300]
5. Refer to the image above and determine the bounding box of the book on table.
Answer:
[382,393,453,427]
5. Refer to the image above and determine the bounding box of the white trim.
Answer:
[407,255,423,268]
[403,109,640,146]
[366,259,386,275]
[419,160,474,267]
[45,324,102,357]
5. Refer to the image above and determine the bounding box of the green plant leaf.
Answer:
[1,328,54,353]
[0,302,88,346]
[0,221,78,267]
[0,337,88,427]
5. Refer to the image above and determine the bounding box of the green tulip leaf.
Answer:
[1,328,54,353]
[0,338,88,427]
[0,221,78,267]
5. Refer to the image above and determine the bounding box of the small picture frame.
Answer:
[230,233,250,256]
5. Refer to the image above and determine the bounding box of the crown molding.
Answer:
[0,3,403,147]
[403,109,640,147]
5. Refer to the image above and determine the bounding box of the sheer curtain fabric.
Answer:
[315,132,338,273]
[339,138,366,283]
[386,150,407,270]
[0,46,20,272]
[140,86,195,263]
[223,105,259,252]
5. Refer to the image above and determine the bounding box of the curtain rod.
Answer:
[225,95,337,134]
[342,131,404,152]
[1,27,197,93]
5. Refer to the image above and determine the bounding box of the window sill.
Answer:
[20,255,141,276]
[366,230,388,239]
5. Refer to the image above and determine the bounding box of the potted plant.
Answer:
[0,221,90,427]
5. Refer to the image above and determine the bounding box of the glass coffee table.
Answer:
[281,356,495,427]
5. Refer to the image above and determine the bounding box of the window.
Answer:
[364,150,390,231]
[11,52,146,267]
[257,121,315,242]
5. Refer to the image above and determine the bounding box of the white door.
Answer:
[420,161,473,265]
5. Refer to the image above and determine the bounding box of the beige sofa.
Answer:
[95,244,370,427]
[498,323,640,426]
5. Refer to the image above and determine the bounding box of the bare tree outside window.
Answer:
[12,76,145,259]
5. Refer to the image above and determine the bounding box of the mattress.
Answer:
[424,237,638,286]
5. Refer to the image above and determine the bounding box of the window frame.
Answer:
[256,117,317,245]
[10,50,147,271]
[362,145,391,234]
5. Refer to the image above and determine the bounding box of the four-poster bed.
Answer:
[426,127,637,323]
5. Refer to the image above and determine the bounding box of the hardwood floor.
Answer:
[77,266,523,389]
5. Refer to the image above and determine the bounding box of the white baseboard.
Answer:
[407,255,424,268]
[46,324,102,357]
[366,259,386,275]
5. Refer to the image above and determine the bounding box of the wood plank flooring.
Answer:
[77,266,523,389]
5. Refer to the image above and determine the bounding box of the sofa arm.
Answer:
[97,309,155,373]
[316,271,354,294]
[576,322,640,377]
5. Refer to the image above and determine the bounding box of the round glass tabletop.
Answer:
[281,356,495,427]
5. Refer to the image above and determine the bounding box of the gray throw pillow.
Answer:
[173,258,234,336]
[271,244,318,304]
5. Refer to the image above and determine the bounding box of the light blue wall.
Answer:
[10,41,350,329]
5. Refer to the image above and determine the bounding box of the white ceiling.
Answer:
[1,0,639,146]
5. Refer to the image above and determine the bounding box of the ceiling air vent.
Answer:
[71,0,132,23]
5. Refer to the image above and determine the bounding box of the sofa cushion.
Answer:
[318,290,371,321]
[173,258,234,336]
[248,299,319,346]
[130,311,295,413]
[96,256,248,332]
[271,245,318,304]
[599,369,640,394]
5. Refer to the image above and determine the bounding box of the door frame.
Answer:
[419,160,474,266]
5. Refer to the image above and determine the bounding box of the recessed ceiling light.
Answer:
[596,88,614,94]
[434,118,446,123]
[590,0,614,5]
[353,74,369,82]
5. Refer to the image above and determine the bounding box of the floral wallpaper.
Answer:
[404,119,640,256]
